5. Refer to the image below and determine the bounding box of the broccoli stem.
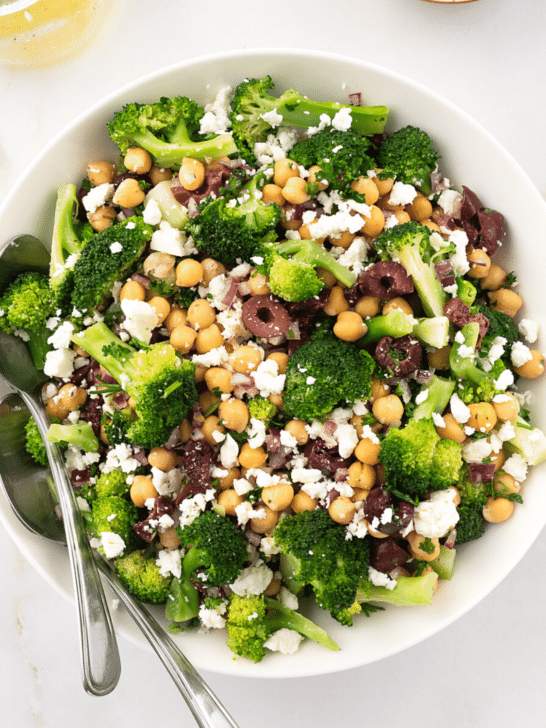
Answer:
[272,96,388,136]
[50,184,83,278]
[71,322,136,384]
[263,597,340,652]
[27,328,53,370]
[357,572,437,606]
[504,416,546,466]
[429,545,456,580]
[275,239,356,288]
[356,310,415,348]
[46,422,100,452]
[448,322,487,386]
[413,374,455,421]
[412,316,450,349]
[126,128,237,167]
[396,245,446,318]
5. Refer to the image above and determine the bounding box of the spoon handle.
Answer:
[95,559,240,728]
[21,392,121,696]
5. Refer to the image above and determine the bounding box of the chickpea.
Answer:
[467,248,491,279]
[238,443,268,469]
[148,165,172,186]
[420,219,441,233]
[187,299,216,330]
[170,324,197,354]
[406,532,441,562]
[249,505,278,534]
[284,419,309,446]
[178,157,206,191]
[143,252,176,283]
[408,193,433,222]
[351,489,369,503]
[199,389,221,415]
[269,393,284,411]
[248,270,271,296]
[179,418,192,443]
[307,165,329,192]
[273,158,299,187]
[280,206,302,231]
[428,344,451,370]
[491,448,506,472]
[328,496,356,525]
[394,210,411,225]
[194,364,207,383]
[217,489,245,517]
[480,264,507,291]
[330,230,356,250]
[148,447,179,472]
[332,311,367,343]
[488,288,523,318]
[266,351,289,374]
[290,490,318,513]
[262,183,285,207]
[354,438,381,466]
[175,258,203,288]
[350,176,379,205]
[205,367,233,394]
[360,205,385,237]
[347,461,376,490]
[492,393,520,422]
[365,519,388,539]
[281,176,310,205]
[195,324,224,354]
[514,350,545,379]
[120,279,146,302]
[124,147,152,175]
[316,268,337,287]
[164,307,187,332]
[382,297,413,316]
[298,219,327,245]
[493,471,520,495]
[216,466,240,491]
[435,413,466,444]
[323,286,349,316]
[202,415,226,447]
[372,394,404,426]
[229,345,263,373]
[371,171,394,197]
[218,398,249,433]
[87,205,116,232]
[56,383,87,411]
[159,527,180,549]
[483,496,515,523]
[467,402,497,433]
[147,296,171,325]
[262,482,294,512]
[130,475,158,508]
[264,577,282,597]
[87,159,116,186]
[112,177,146,208]
[371,378,390,400]
[45,398,69,420]
[200,258,226,286]
[355,295,381,319]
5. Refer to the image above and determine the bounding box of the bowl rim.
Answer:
[1,47,545,678]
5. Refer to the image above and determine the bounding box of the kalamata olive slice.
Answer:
[375,335,423,378]
[242,294,290,338]
[304,439,351,473]
[359,261,414,299]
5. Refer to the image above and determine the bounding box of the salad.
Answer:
[1,75,545,664]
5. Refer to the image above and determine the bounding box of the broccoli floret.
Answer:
[0,271,57,369]
[247,395,277,427]
[115,549,173,604]
[165,511,248,623]
[455,502,486,544]
[45,422,100,453]
[95,469,129,498]
[186,174,281,266]
[449,322,499,402]
[230,76,388,166]
[471,304,519,364]
[107,95,237,168]
[102,407,133,446]
[50,184,95,313]
[377,125,440,196]
[374,221,447,317]
[283,330,375,422]
[379,377,463,502]
[91,495,139,553]
[289,127,377,200]
[225,593,340,663]
[69,216,153,317]
[262,239,356,303]
[273,509,371,625]
[71,322,198,449]
[24,416,49,466]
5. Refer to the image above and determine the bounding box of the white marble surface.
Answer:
[1,1,546,726]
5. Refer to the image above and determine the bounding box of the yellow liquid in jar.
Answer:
[0,0,112,67]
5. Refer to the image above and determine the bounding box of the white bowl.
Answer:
[1,49,545,678]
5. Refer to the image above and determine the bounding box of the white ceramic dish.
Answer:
[0,48,545,678]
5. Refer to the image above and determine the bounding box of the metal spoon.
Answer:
[0,393,240,728]
[0,234,121,696]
